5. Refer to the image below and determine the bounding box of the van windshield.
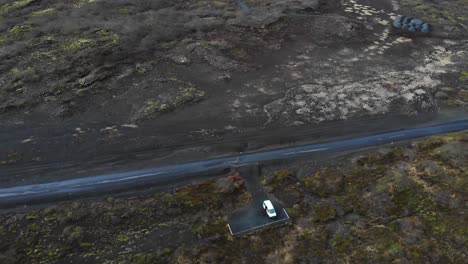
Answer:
[268,209,275,214]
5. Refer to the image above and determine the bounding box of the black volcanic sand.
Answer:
[0,0,467,184]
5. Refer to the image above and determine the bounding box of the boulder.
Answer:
[168,54,191,65]
[410,18,424,26]
[421,23,432,33]
[435,91,448,99]
[393,21,402,28]
[393,17,431,33]
[393,17,403,28]
[403,17,413,24]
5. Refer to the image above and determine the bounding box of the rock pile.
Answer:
[393,16,432,33]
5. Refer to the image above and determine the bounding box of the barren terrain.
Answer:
[0,0,467,181]
[1,0,468,262]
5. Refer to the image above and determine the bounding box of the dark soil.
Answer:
[1,0,467,185]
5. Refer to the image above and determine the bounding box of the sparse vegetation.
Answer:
[0,0,34,15]
[401,0,468,24]
[0,150,19,165]
[131,82,206,122]
[0,0,467,261]
[0,175,250,263]
[460,70,468,81]
[31,8,56,16]
[0,133,467,262]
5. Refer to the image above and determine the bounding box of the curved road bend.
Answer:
[0,120,467,208]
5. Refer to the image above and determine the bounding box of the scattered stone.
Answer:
[217,73,232,82]
[78,68,110,87]
[435,91,448,99]
[168,55,191,65]
[193,45,244,71]
[21,138,34,143]
[439,87,455,93]
[121,124,138,129]
[54,104,73,118]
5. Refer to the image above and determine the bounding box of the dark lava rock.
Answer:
[452,235,465,247]
[416,160,442,176]
[199,250,224,263]
[434,142,467,168]
[397,216,425,245]
[110,215,123,225]
[308,15,365,43]
[54,104,74,118]
[214,177,235,194]
[363,191,394,218]
[0,247,18,264]
[403,149,417,161]
[0,98,26,114]
[393,161,411,176]
[62,225,83,245]
[432,191,462,209]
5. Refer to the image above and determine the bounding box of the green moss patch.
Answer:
[0,0,34,16]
